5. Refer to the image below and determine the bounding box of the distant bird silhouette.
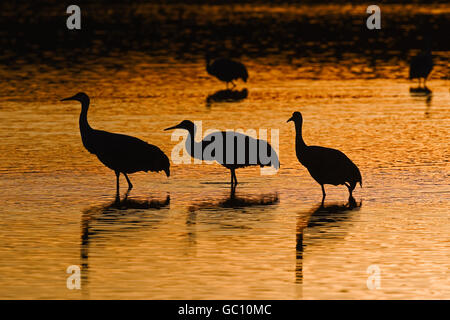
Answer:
[61,92,170,201]
[287,112,361,202]
[165,120,279,190]
[409,49,433,88]
[206,55,248,88]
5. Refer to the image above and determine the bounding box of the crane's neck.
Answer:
[79,99,94,150]
[294,120,307,154]
[206,57,213,75]
[185,125,203,160]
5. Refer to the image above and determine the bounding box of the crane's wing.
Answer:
[305,146,361,185]
[201,131,279,168]
[90,130,169,174]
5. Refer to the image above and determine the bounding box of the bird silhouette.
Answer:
[61,92,170,202]
[409,49,433,89]
[206,55,248,89]
[287,111,362,203]
[165,120,279,191]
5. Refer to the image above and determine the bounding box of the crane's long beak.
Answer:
[60,95,76,102]
[287,116,293,123]
[164,124,181,131]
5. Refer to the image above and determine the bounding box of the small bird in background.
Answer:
[61,92,170,202]
[287,111,362,203]
[165,120,279,191]
[206,55,248,89]
[409,48,433,89]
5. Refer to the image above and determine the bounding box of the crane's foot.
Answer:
[230,184,236,197]
[124,173,133,190]
[124,189,132,201]
[348,195,356,208]
[114,193,121,205]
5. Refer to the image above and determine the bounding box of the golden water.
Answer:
[0,4,449,299]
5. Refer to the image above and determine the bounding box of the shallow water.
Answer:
[0,3,449,299]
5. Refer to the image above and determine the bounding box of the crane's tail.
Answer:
[164,168,170,178]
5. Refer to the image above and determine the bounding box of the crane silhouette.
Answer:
[61,92,170,202]
[165,120,279,191]
[409,49,433,89]
[287,111,362,203]
[206,56,248,89]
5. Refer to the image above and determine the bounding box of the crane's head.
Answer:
[164,120,195,132]
[61,92,89,104]
[287,111,303,124]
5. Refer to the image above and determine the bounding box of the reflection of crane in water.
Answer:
[186,189,278,251]
[61,92,170,203]
[206,55,248,89]
[287,111,362,203]
[295,199,360,285]
[80,195,170,293]
[165,120,279,191]
[188,188,279,213]
[206,88,248,107]
[409,89,433,118]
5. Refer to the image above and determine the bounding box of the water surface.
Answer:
[0,3,449,299]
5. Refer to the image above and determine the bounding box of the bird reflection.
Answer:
[186,189,278,246]
[409,86,432,95]
[188,188,279,213]
[409,89,433,118]
[80,195,170,294]
[206,88,248,107]
[295,198,361,284]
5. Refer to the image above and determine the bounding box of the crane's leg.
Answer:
[423,77,427,88]
[230,170,234,187]
[124,173,133,190]
[321,184,326,204]
[345,182,356,200]
[230,173,236,196]
[115,171,120,203]
[229,168,238,190]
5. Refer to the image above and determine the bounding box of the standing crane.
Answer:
[61,92,170,201]
[206,56,248,89]
[164,120,279,190]
[409,49,433,88]
[287,111,362,202]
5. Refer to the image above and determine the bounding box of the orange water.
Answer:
[0,4,449,300]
